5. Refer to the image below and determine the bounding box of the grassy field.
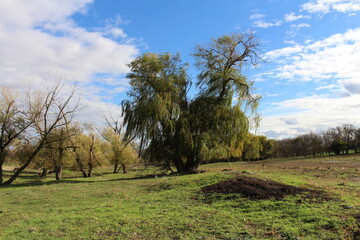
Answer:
[1,155,359,239]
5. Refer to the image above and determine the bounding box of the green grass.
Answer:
[1,155,360,239]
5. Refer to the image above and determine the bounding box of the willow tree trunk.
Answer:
[173,155,201,173]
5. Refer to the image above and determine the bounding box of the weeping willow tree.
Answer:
[122,33,261,173]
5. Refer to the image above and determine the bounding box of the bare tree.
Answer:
[2,82,79,185]
[102,113,123,135]
[0,87,38,185]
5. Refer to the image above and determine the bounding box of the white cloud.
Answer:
[315,84,339,91]
[0,0,91,29]
[0,0,139,126]
[291,23,311,29]
[265,45,304,60]
[262,92,282,97]
[99,14,129,39]
[249,13,265,20]
[284,12,311,22]
[284,40,297,45]
[78,98,122,126]
[302,0,360,14]
[109,28,127,38]
[253,20,283,28]
[266,28,360,85]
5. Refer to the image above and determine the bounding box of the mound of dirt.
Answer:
[201,176,328,200]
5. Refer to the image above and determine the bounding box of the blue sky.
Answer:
[1,0,360,138]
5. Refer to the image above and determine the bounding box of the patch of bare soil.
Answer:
[201,176,329,200]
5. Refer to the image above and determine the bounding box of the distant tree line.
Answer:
[210,124,360,162]
[274,124,360,158]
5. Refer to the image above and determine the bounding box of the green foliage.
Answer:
[102,128,138,171]
[71,133,109,170]
[259,135,276,159]
[193,34,259,104]
[235,134,275,161]
[122,34,261,173]
[330,139,347,155]
[242,134,261,161]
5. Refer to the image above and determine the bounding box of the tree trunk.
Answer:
[0,164,3,185]
[173,157,186,173]
[72,147,87,178]
[166,160,174,173]
[55,166,62,180]
[138,134,143,158]
[174,155,201,173]
[116,164,122,173]
[53,147,64,180]
[0,150,5,185]
[113,162,118,174]
[39,168,47,178]
[122,164,127,174]
[87,135,95,177]
[88,162,93,177]
[3,143,44,185]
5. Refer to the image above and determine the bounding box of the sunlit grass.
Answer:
[1,154,359,239]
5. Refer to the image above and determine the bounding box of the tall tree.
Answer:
[122,33,260,173]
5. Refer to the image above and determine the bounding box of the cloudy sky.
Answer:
[0,0,359,139]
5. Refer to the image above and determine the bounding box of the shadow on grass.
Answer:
[1,172,174,189]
